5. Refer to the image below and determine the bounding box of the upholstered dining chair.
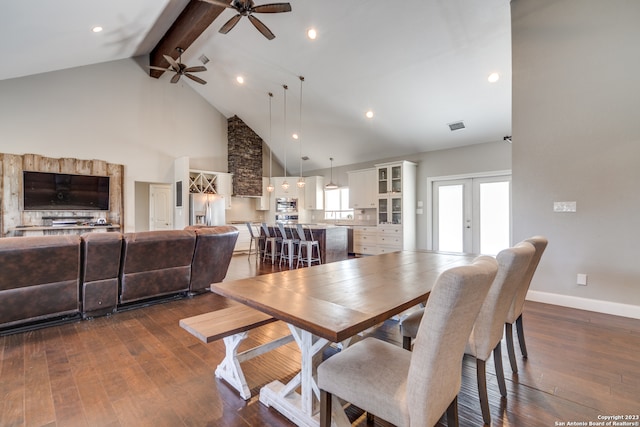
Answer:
[318,256,498,427]
[505,235,548,373]
[400,243,535,424]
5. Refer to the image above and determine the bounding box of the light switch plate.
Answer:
[554,201,577,212]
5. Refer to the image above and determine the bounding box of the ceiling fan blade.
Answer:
[199,0,234,9]
[163,54,181,72]
[219,14,242,34]
[185,73,208,85]
[170,73,181,84]
[149,66,171,71]
[252,3,291,13]
[184,66,207,73]
[248,15,275,40]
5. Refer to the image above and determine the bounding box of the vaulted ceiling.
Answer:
[0,0,512,173]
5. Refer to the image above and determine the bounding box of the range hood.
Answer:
[227,115,263,197]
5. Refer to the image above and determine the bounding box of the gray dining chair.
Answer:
[318,256,498,427]
[400,242,534,424]
[505,235,548,373]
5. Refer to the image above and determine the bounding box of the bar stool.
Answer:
[245,222,264,260]
[296,224,321,268]
[277,223,299,269]
[261,223,280,264]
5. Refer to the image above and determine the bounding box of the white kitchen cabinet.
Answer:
[352,226,378,255]
[375,161,417,251]
[303,176,324,210]
[229,223,251,252]
[255,177,270,211]
[347,168,376,209]
[215,172,233,210]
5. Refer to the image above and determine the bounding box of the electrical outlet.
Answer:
[577,273,588,286]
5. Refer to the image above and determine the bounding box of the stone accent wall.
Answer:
[227,115,263,197]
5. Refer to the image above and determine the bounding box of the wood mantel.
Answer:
[0,153,124,237]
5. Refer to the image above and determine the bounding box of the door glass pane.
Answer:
[438,185,463,252]
[479,181,510,255]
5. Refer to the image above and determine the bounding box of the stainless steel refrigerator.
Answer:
[189,193,225,226]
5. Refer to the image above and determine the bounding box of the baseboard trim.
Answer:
[526,290,640,320]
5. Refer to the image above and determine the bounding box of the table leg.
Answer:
[259,325,350,426]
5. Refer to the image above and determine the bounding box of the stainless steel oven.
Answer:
[276,197,298,212]
[275,213,299,224]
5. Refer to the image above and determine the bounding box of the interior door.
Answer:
[433,175,511,255]
[150,184,173,230]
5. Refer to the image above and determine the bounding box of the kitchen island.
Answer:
[264,224,348,264]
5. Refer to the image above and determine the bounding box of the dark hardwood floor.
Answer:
[1,254,639,427]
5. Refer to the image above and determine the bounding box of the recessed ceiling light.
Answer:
[307,28,317,40]
[292,133,299,140]
[92,26,103,33]
[488,72,500,83]
[236,75,244,84]
[365,110,374,119]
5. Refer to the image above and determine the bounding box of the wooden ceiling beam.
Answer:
[149,0,225,78]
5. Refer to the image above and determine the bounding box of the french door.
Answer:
[432,175,511,255]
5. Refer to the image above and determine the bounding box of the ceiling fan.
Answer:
[200,0,292,40]
[149,47,207,85]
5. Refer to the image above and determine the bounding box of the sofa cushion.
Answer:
[119,230,196,303]
[186,225,239,293]
[0,235,80,327]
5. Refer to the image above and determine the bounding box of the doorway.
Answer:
[430,172,511,255]
[149,184,173,231]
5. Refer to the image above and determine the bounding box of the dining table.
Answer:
[210,250,477,427]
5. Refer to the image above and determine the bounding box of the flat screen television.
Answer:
[23,171,110,211]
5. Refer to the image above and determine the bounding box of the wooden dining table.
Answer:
[210,250,477,427]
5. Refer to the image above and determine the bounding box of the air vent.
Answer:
[199,54,210,65]
[448,121,465,131]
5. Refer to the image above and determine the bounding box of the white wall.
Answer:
[0,57,228,232]
[307,140,512,248]
[512,0,640,316]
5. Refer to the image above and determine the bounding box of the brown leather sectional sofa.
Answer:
[0,226,238,334]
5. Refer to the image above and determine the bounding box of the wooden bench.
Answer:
[180,304,294,400]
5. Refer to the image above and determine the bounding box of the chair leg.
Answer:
[493,343,507,398]
[366,412,374,424]
[476,358,491,425]
[516,314,528,358]
[505,323,518,373]
[320,390,332,427]
[446,395,459,427]
[402,336,412,351]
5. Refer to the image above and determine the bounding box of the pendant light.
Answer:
[281,84,290,192]
[296,76,306,189]
[266,92,275,193]
[325,157,338,189]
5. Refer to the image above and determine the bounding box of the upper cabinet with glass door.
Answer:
[375,161,417,250]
